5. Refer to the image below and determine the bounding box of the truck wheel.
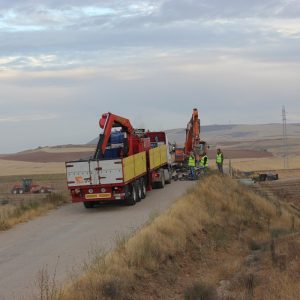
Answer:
[12,189,18,194]
[136,181,142,202]
[165,170,172,184]
[141,178,147,199]
[156,171,165,189]
[83,201,94,209]
[126,184,137,206]
[40,189,45,194]
[19,189,24,194]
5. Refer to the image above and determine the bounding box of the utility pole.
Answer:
[282,106,289,169]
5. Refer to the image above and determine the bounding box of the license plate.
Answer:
[85,193,111,199]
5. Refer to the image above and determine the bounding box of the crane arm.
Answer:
[94,112,134,159]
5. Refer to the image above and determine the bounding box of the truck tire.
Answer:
[83,201,94,209]
[19,189,24,194]
[126,184,137,206]
[141,178,147,199]
[136,181,142,202]
[156,171,165,189]
[165,170,172,184]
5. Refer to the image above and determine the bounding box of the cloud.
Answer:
[0,0,299,153]
[0,113,59,123]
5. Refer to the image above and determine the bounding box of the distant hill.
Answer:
[88,123,300,145]
[2,124,299,162]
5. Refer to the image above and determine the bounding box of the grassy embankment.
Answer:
[0,174,69,231]
[0,193,69,231]
[38,174,300,300]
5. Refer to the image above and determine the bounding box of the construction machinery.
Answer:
[66,112,172,208]
[11,178,52,194]
[173,108,208,179]
[251,172,279,182]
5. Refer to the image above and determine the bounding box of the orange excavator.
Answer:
[184,108,204,157]
[173,108,208,178]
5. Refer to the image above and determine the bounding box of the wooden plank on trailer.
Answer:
[123,156,135,182]
[149,145,167,170]
[149,148,154,170]
[160,144,167,165]
[123,152,147,182]
[134,152,147,177]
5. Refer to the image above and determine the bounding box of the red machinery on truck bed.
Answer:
[66,113,172,208]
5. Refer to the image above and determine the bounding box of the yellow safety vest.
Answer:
[216,153,223,164]
[188,155,196,167]
[200,155,208,167]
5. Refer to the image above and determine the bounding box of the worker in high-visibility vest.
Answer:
[200,152,208,168]
[216,148,224,173]
[188,152,196,180]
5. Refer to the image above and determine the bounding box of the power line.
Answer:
[282,106,289,169]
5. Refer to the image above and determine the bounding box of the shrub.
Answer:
[184,282,217,300]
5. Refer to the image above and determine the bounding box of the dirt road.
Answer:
[0,181,193,300]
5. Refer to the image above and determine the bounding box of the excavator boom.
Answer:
[184,108,201,155]
[173,108,207,165]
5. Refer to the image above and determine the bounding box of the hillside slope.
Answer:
[166,123,300,145]
[49,174,300,300]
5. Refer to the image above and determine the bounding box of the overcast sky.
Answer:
[0,0,300,153]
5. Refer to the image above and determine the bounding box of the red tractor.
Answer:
[11,178,52,194]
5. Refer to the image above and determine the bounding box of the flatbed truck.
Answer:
[66,113,172,208]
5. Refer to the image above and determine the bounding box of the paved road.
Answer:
[0,181,193,300]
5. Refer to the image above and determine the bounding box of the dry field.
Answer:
[0,174,69,230]
[0,159,66,176]
[0,145,95,176]
[1,150,92,163]
[227,156,300,172]
[39,146,95,153]
[219,137,300,157]
[40,175,300,300]
[212,136,300,173]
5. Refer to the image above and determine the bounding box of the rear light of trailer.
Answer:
[113,192,125,199]
[154,173,160,178]
[71,189,81,195]
[113,187,124,199]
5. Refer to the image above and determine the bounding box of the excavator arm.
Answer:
[184,108,200,155]
[94,112,134,159]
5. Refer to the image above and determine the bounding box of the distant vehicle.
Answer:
[11,178,53,194]
[251,173,279,182]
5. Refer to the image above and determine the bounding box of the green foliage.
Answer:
[271,227,292,239]
[184,282,217,300]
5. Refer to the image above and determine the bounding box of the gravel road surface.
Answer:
[0,181,193,300]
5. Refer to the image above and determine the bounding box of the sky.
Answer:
[0,0,300,153]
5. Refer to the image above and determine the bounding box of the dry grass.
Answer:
[0,193,69,231]
[0,159,65,176]
[228,155,300,171]
[41,174,300,300]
